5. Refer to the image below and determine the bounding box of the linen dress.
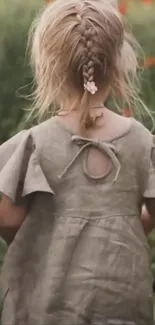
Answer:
[0,117,154,325]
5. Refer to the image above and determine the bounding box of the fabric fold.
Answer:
[143,135,155,198]
[0,130,54,203]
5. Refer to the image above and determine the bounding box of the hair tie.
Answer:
[84,81,98,95]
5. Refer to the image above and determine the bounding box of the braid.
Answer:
[82,29,95,83]
[76,11,98,133]
[76,13,98,95]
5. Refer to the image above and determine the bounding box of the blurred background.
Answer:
[0,0,155,304]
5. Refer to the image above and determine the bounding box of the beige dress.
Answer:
[0,117,154,325]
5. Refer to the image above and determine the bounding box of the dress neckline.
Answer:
[53,116,135,143]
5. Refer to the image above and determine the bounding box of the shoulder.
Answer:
[30,117,63,144]
[125,119,154,170]
[113,113,151,141]
[30,117,71,158]
[0,117,64,165]
[112,118,153,168]
[129,118,153,148]
[103,110,151,142]
[0,123,55,204]
[0,130,30,170]
[0,118,58,168]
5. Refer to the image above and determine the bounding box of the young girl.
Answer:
[0,0,155,324]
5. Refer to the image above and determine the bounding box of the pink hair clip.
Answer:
[84,81,98,95]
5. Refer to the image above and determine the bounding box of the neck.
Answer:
[60,98,105,113]
[59,88,108,112]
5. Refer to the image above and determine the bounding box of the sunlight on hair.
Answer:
[27,0,154,132]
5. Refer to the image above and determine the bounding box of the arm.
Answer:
[141,200,155,236]
[0,195,27,245]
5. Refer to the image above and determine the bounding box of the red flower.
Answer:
[118,3,127,15]
[143,57,155,68]
[142,0,152,3]
[123,108,131,117]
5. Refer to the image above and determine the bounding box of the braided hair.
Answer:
[76,11,98,130]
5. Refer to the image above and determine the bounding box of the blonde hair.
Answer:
[29,0,144,131]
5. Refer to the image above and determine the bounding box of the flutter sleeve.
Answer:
[143,135,155,198]
[0,130,54,204]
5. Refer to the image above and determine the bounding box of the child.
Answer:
[0,0,155,324]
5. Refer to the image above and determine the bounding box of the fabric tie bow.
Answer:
[59,135,121,182]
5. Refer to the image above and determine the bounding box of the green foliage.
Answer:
[149,231,155,281]
[128,2,155,130]
[128,2,155,277]
[0,237,7,268]
[0,0,42,143]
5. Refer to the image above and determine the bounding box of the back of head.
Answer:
[29,0,139,132]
